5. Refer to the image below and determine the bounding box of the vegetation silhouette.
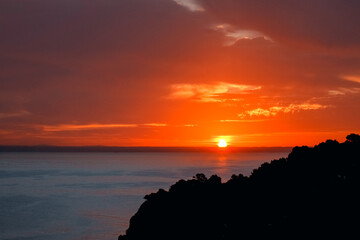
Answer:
[119,134,360,240]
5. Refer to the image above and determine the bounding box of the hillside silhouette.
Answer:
[119,134,360,240]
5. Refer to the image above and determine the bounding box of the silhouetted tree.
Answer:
[119,133,360,240]
[194,173,207,183]
[346,133,360,143]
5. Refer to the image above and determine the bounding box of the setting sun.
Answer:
[218,139,228,148]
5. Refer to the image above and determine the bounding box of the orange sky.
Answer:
[0,0,360,147]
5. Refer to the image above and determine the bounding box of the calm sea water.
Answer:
[0,151,289,240]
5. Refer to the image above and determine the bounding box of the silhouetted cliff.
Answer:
[119,134,360,240]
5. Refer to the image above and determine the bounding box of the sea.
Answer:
[0,150,290,240]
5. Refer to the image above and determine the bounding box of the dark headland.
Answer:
[119,134,360,240]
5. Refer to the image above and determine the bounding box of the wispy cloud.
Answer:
[328,87,360,96]
[245,108,274,117]
[173,0,204,11]
[220,119,266,123]
[42,124,139,132]
[239,103,327,118]
[214,24,271,45]
[328,90,346,96]
[41,123,174,132]
[170,82,261,102]
[340,75,360,83]
[143,123,167,127]
[0,110,30,119]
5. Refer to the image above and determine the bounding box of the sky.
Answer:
[1,0,360,147]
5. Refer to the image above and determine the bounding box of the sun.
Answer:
[218,139,227,148]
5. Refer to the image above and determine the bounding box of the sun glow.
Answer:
[218,139,227,148]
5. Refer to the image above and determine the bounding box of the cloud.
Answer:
[199,0,360,51]
[220,119,266,123]
[244,108,273,117]
[273,104,326,113]
[170,82,261,102]
[42,124,139,132]
[41,123,174,131]
[173,0,204,11]
[143,123,167,127]
[341,75,360,84]
[328,87,360,95]
[184,124,196,127]
[0,110,30,119]
[239,103,327,118]
[213,24,271,45]
[328,90,346,96]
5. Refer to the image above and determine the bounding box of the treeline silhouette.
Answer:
[119,134,360,240]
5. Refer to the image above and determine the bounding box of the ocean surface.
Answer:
[0,150,290,240]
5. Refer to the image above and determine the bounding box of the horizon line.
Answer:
[0,145,293,153]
